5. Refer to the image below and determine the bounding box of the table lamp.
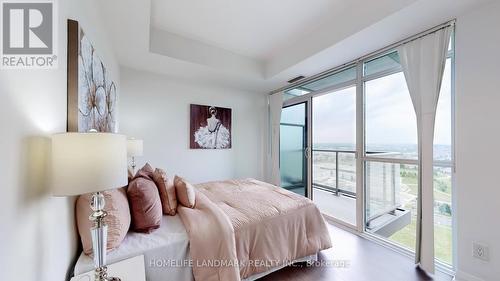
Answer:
[52,132,127,281]
[126,138,143,173]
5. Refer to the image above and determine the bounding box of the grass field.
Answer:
[389,166,453,265]
[389,210,453,264]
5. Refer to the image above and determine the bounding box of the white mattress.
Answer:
[74,215,194,281]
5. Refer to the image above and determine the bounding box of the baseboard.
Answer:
[454,270,485,281]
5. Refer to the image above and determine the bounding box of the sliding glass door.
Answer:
[280,102,309,196]
[312,86,357,227]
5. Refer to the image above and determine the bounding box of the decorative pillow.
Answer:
[152,168,178,215]
[174,175,196,208]
[135,163,154,180]
[127,176,162,233]
[76,187,131,255]
[128,167,135,183]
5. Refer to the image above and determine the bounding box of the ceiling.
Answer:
[151,0,352,61]
[98,0,492,93]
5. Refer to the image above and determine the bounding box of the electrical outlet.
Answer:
[473,242,489,261]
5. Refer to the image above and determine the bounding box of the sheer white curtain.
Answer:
[268,92,283,186]
[398,26,451,273]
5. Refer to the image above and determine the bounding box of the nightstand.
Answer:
[70,255,146,281]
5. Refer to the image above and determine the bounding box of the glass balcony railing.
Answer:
[312,148,452,265]
[312,149,356,196]
[312,149,402,224]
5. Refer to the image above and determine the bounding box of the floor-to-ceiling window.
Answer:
[363,45,454,267]
[363,51,421,255]
[279,24,455,269]
[433,54,454,266]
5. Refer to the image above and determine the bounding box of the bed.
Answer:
[74,215,194,281]
[74,178,331,281]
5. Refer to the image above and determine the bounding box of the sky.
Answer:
[308,59,452,146]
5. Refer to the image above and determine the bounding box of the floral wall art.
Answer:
[67,19,117,133]
[190,104,232,149]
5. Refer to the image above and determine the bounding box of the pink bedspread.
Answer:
[177,179,332,281]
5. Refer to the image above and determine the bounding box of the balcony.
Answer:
[312,148,453,264]
[313,149,411,236]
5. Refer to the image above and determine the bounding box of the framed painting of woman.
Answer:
[190,104,232,149]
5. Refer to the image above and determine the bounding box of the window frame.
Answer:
[361,46,455,272]
[280,28,456,272]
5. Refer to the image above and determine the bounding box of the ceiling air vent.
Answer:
[287,76,305,84]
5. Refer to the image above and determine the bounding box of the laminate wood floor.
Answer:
[259,223,453,281]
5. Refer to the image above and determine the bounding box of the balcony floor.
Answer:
[313,188,356,226]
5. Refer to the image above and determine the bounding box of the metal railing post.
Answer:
[335,151,339,196]
[392,164,396,208]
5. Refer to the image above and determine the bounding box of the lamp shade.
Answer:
[51,133,128,196]
[127,139,143,157]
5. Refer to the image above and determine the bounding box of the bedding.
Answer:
[179,178,332,281]
[128,176,163,233]
[74,215,194,281]
[76,187,131,255]
[135,163,155,180]
[174,175,196,208]
[74,178,331,281]
[152,168,178,215]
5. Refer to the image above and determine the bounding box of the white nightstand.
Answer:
[70,255,146,281]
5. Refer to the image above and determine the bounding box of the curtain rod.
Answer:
[269,19,456,96]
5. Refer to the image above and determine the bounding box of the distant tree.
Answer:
[439,203,452,216]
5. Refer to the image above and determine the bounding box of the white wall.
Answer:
[119,67,266,184]
[0,1,119,280]
[455,1,500,281]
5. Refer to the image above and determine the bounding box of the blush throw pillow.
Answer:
[127,176,162,233]
[152,168,178,215]
[174,175,196,208]
[128,167,135,183]
[76,187,131,255]
[135,163,154,180]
